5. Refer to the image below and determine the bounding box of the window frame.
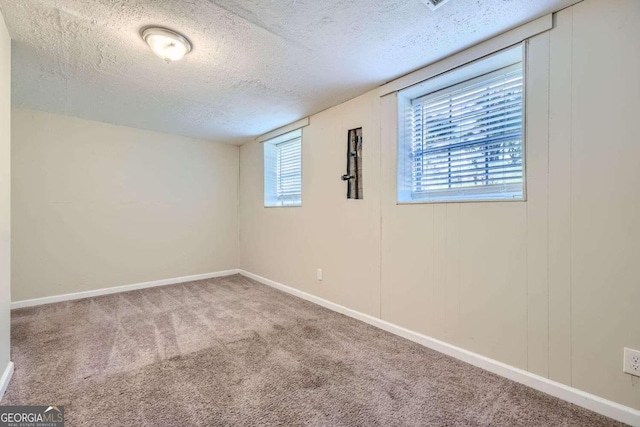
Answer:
[396,43,527,204]
[263,129,303,208]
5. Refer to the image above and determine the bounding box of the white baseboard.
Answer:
[239,270,640,427]
[0,362,14,401]
[11,269,240,309]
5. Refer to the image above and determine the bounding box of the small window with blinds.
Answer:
[264,129,302,207]
[398,52,525,203]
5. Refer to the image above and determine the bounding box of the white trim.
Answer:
[239,270,640,427]
[257,117,310,143]
[378,14,552,96]
[0,362,14,401]
[11,270,240,309]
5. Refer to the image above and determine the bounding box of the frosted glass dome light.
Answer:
[142,27,192,63]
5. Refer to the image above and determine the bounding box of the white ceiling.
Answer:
[0,0,577,145]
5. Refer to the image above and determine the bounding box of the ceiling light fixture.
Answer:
[141,27,192,63]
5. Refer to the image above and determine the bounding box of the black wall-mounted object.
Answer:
[341,127,363,199]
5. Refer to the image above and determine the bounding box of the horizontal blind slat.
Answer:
[415,156,522,175]
[417,78,522,115]
[423,104,523,134]
[417,165,523,182]
[413,143,522,166]
[423,116,523,143]
[421,87,523,117]
[417,132,522,156]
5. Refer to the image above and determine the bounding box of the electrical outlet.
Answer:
[316,268,323,281]
[623,348,640,377]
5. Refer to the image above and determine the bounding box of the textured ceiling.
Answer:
[1,0,577,145]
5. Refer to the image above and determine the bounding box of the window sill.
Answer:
[396,197,526,205]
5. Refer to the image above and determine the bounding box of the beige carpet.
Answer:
[5,274,623,426]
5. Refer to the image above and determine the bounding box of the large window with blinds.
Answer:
[264,129,302,207]
[397,46,525,203]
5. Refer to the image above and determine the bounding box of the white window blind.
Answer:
[264,129,302,207]
[398,60,525,203]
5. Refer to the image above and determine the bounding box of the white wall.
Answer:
[0,9,11,383]
[12,108,239,302]
[240,0,640,411]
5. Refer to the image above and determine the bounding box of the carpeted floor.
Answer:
[5,274,622,426]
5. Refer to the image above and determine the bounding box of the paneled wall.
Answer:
[240,0,640,410]
[240,92,382,317]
